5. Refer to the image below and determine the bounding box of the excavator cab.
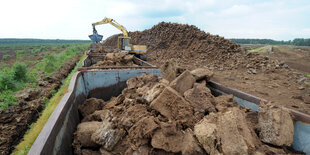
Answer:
[118,36,132,52]
[117,36,147,60]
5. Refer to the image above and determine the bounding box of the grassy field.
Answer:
[12,54,86,155]
[0,40,90,109]
[0,39,90,154]
[0,43,87,67]
[247,45,271,53]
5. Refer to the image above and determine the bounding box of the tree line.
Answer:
[230,38,310,46]
[0,38,91,44]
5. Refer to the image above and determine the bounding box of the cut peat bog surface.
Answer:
[0,40,89,155]
[103,22,310,115]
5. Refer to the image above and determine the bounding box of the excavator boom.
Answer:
[92,18,128,37]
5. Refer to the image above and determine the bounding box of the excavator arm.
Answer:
[92,18,128,37]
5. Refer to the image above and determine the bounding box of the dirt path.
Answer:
[0,53,82,155]
[270,46,310,73]
[146,57,310,115]
[241,45,310,73]
[212,68,310,114]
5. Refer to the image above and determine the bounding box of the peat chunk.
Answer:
[169,70,195,95]
[190,68,214,81]
[258,105,294,146]
[150,86,195,127]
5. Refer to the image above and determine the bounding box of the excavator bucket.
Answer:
[89,33,103,43]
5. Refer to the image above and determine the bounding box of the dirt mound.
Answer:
[90,44,115,53]
[72,67,301,154]
[103,22,289,73]
[91,52,138,67]
[103,22,244,69]
[0,53,82,155]
[104,22,240,54]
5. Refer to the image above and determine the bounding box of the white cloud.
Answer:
[0,0,309,40]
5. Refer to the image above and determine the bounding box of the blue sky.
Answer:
[0,0,309,40]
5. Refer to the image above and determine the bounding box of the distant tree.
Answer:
[292,38,310,46]
[230,38,310,46]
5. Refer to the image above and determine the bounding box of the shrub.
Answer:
[0,90,18,109]
[2,54,12,60]
[0,68,15,91]
[31,49,40,54]
[30,43,87,77]
[43,53,56,73]
[16,50,25,59]
[13,63,28,81]
[51,46,57,51]
[39,46,48,52]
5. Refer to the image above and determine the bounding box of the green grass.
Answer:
[2,54,13,60]
[30,44,88,77]
[0,90,18,109]
[0,43,89,109]
[273,45,295,53]
[248,45,270,53]
[31,49,40,54]
[0,63,31,109]
[12,54,86,155]
[0,43,89,55]
[16,50,26,59]
[0,50,10,53]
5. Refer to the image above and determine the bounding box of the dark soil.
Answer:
[102,22,310,115]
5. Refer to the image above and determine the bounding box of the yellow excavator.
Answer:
[89,17,147,60]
